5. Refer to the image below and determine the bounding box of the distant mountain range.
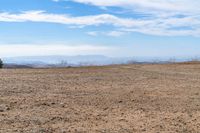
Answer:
[3,55,135,68]
[2,55,199,68]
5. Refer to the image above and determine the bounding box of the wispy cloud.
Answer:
[54,0,200,36]
[87,31,98,36]
[67,0,200,15]
[106,31,126,37]
[87,31,127,37]
[0,9,199,36]
[0,11,133,27]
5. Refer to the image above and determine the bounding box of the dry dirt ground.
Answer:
[0,63,200,133]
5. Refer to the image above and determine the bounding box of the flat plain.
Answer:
[0,63,200,133]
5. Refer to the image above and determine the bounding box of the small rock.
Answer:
[0,105,10,112]
[118,100,123,103]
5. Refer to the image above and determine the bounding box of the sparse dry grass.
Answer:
[0,63,200,133]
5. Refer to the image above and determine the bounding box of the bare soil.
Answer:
[0,64,200,133]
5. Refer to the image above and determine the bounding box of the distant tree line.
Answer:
[0,58,3,68]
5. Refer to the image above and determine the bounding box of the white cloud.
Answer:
[0,44,113,57]
[87,31,98,36]
[106,31,126,37]
[87,31,127,37]
[0,11,133,27]
[0,10,200,36]
[69,0,200,15]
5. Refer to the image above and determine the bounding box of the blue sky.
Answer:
[0,0,200,58]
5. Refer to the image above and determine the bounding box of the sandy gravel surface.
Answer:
[0,64,200,133]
